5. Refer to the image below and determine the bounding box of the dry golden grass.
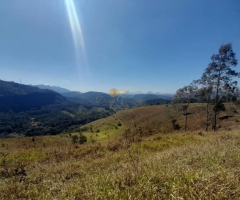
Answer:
[115,103,240,133]
[79,103,240,143]
[1,129,240,199]
[1,104,240,199]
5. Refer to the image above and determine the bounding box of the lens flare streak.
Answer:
[65,0,87,69]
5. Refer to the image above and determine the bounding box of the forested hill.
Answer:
[34,84,72,94]
[0,80,66,112]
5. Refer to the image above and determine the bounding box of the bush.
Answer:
[79,133,87,144]
[174,124,181,130]
[171,119,177,126]
[171,119,181,130]
[90,125,94,133]
[96,129,100,133]
[71,135,78,144]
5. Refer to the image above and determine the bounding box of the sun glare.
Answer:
[65,0,88,72]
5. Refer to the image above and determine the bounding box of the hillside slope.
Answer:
[1,127,240,199]
[80,103,240,141]
[0,80,66,112]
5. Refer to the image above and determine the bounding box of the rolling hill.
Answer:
[133,93,173,101]
[60,91,82,98]
[0,81,113,138]
[79,103,240,142]
[34,84,73,94]
[0,80,66,112]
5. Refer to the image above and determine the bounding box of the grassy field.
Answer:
[1,103,240,199]
[82,103,240,137]
[73,115,125,142]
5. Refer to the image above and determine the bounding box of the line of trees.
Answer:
[173,43,239,132]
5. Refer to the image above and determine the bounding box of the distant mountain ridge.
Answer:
[34,84,73,94]
[0,81,114,138]
[33,84,174,103]
[61,91,83,98]
[0,81,66,112]
[133,94,173,101]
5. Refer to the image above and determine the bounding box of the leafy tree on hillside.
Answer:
[193,75,214,131]
[220,82,240,102]
[173,84,198,132]
[196,87,213,131]
[200,43,238,131]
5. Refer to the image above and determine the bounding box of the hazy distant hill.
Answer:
[80,91,111,103]
[34,84,72,94]
[133,94,173,101]
[0,81,66,112]
[62,91,173,109]
[64,97,94,109]
[143,98,172,106]
[61,91,82,98]
[61,91,111,104]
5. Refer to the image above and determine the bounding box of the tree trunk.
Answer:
[185,114,187,132]
[184,102,189,132]
[213,110,217,131]
[213,70,221,131]
[206,103,209,131]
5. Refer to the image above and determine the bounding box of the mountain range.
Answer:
[34,85,174,98]
[0,80,173,137]
[34,84,74,94]
[0,81,174,113]
[34,85,174,102]
[0,81,66,112]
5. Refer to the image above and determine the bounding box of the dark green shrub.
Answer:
[171,119,177,127]
[79,134,87,144]
[174,124,181,130]
[89,125,94,133]
[71,135,78,144]
[171,119,181,130]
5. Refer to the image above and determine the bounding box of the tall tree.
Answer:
[197,87,213,131]
[202,43,238,131]
[193,74,214,131]
[173,84,197,132]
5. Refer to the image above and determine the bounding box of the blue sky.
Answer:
[0,0,240,94]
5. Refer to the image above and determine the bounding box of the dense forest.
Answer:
[0,81,113,137]
[0,80,66,112]
[0,102,112,138]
